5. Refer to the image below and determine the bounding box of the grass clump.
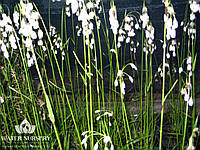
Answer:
[0,0,199,149]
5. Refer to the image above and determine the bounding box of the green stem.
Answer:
[159,1,168,149]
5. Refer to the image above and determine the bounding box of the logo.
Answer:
[1,118,50,149]
[15,119,35,134]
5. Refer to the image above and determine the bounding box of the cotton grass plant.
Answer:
[0,0,200,149]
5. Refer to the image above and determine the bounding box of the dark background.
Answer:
[1,0,199,69]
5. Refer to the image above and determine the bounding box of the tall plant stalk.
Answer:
[159,0,169,149]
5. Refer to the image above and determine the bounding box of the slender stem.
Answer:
[145,51,149,147]
[87,39,94,149]
[37,8,83,149]
[182,101,189,149]
[159,1,168,149]
[140,2,145,146]
[191,34,196,128]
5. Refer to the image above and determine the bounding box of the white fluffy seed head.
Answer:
[96,116,101,121]
[179,67,183,74]
[103,136,111,143]
[111,145,114,150]
[95,110,100,113]
[114,80,118,87]
[188,97,193,106]
[130,63,137,71]
[81,131,88,136]
[94,143,98,150]
[0,97,4,104]
[117,70,123,77]
[129,76,133,83]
